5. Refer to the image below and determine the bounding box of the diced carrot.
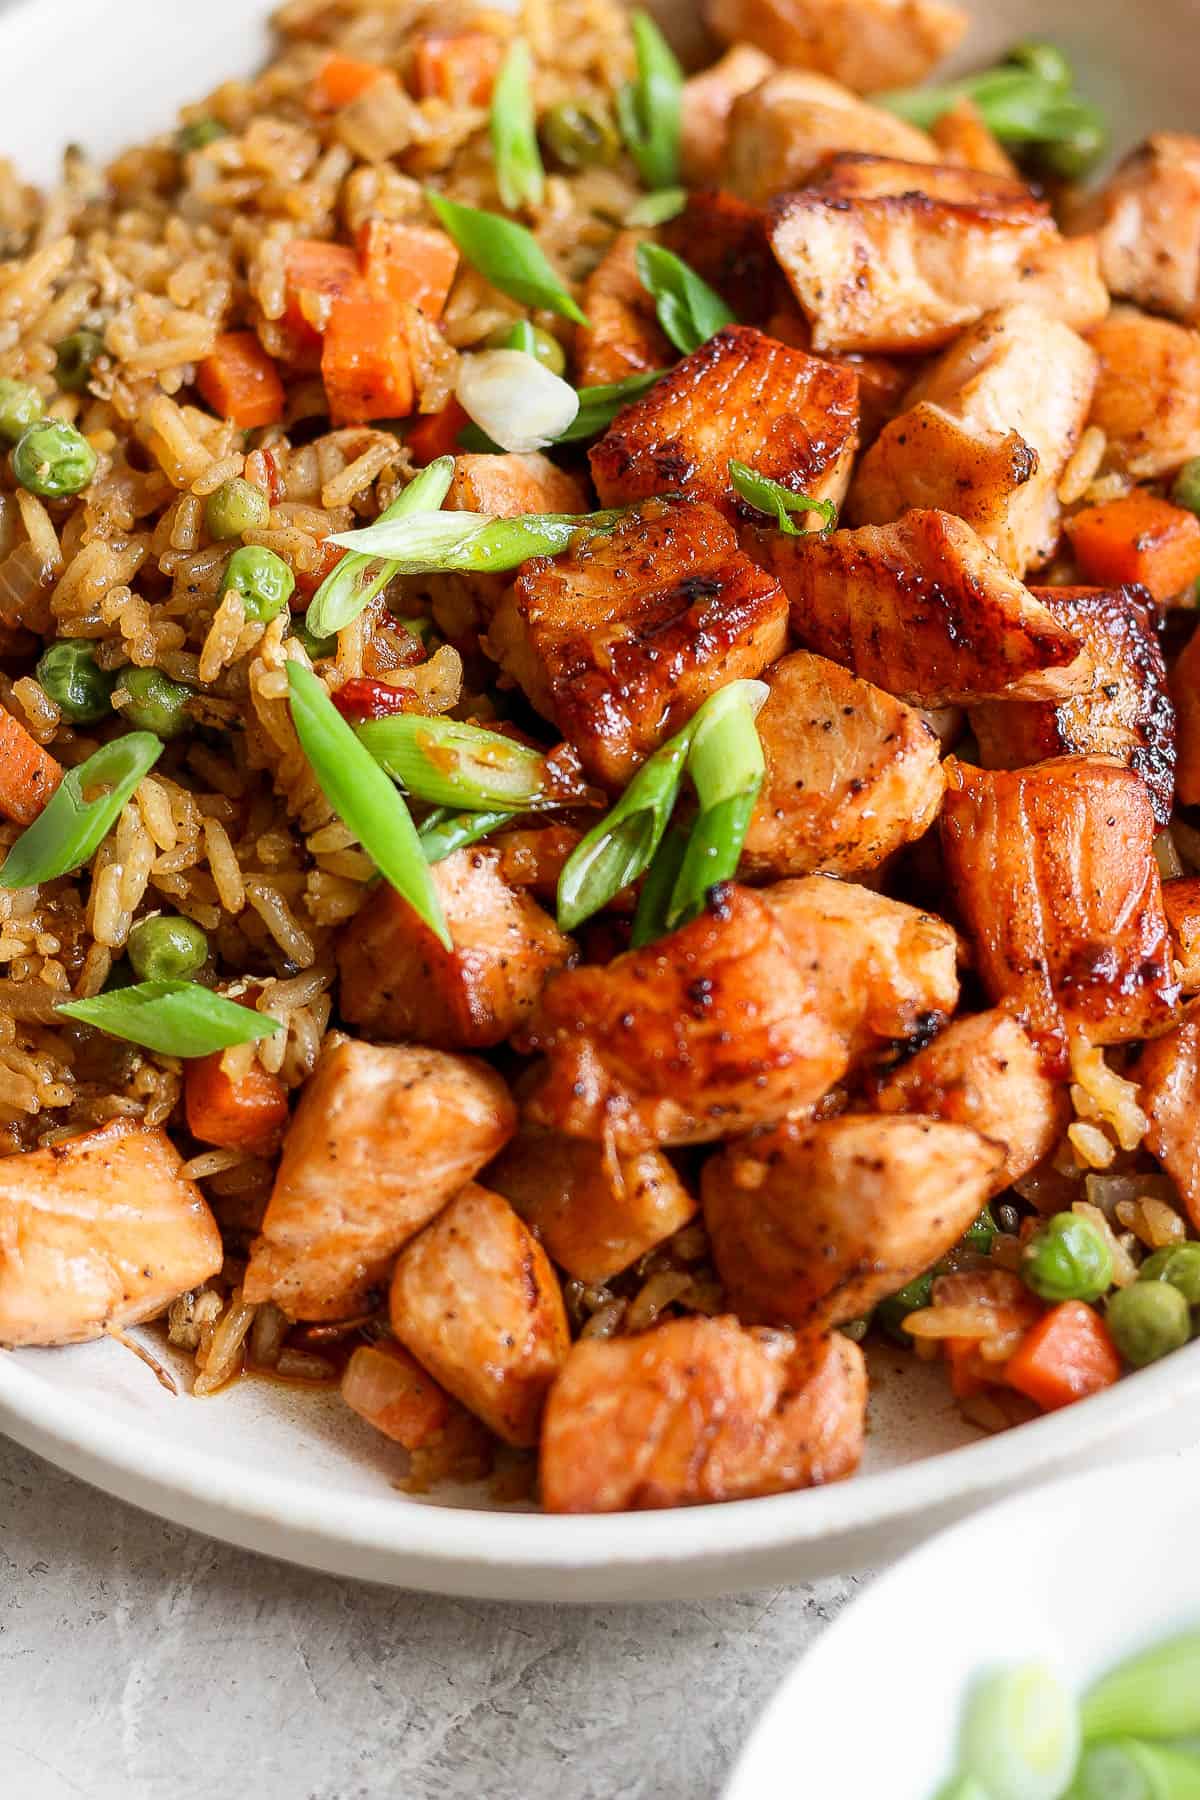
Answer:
[280,239,363,361]
[321,290,414,425]
[357,219,460,322]
[310,52,388,113]
[1005,1300,1122,1412]
[185,1051,290,1158]
[196,331,285,430]
[341,1340,455,1449]
[293,537,346,600]
[0,706,62,826]
[411,33,503,106]
[1067,493,1200,603]
[945,1336,988,1400]
[406,397,469,464]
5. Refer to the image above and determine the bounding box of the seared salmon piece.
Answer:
[244,1037,516,1319]
[523,883,853,1147]
[486,1127,696,1283]
[660,190,783,325]
[1171,621,1200,806]
[574,230,672,391]
[336,848,573,1051]
[969,584,1175,825]
[485,496,788,788]
[390,1182,569,1447]
[768,510,1092,707]
[742,650,945,879]
[931,97,1018,178]
[0,1120,222,1348]
[541,1317,866,1512]
[681,42,775,185]
[446,451,589,517]
[703,0,966,94]
[872,1009,1070,1189]
[703,1114,1001,1332]
[1078,134,1200,326]
[1086,307,1200,481]
[1134,1002,1200,1230]
[940,756,1179,1065]
[724,69,937,205]
[849,305,1099,575]
[1164,878,1200,992]
[770,155,1108,354]
[589,324,858,522]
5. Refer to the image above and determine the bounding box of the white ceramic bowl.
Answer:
[725,1447,1200,1798]
[0,0,1198,1602]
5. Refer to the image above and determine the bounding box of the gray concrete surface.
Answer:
[0,1435,860,1800]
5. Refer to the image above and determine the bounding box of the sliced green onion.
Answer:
[425,190,588,326]
[328,506,622,572]
[616,10,684,190]
[1071,1739,1200,1800]
[635,242,735,357]
[0,733,163,889]
[630,820,689,947]
[555,369,669,443]
[419,807,517,863]
[557,731,694,933]
[729,460,838,536]
[286,662,450,948]
[1083,1634,1200,1742]
[357,714,553,810]
[664,680,766,932]
[305,457,454,640]
[957,1664,1081,1800]
[627,187,686,227]
[931,1779,990,1800]
[57,980,281,1058]
[491,38,545,212]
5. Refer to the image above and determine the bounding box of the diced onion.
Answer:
[455,349,579,453]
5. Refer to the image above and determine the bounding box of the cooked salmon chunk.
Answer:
[969,584,1176,825]
[770,156,1108,354]
[724,70,938,205]
[660,190,783,325]
[1078,134,1200,326]
[524,883,853,1147]
[849,305,1099,575]
[244,1038,516,1319]
[1171,621,1200,807]
[541,1317,867,1512]
[336,847,573,1050]
[744,651,945,879]
[590,325,859,523]
[940,756,1179,1065]
[872,1009,1069,1188]
[1164,878,1200,992]
[446,451,589,517]
[931,97,1019,178]
[768,510,1092,707]
[390,1183,569,1447]
[1134,1003,1200,1230]
[704,0,966,94]
[703,1114,1001,1332]
[486,1128,697,1283]
[1086,308,1200,481]
[0,1120,222,1348]
[485,496,788,788]
[681,42,775,185]
[573,230,672,391]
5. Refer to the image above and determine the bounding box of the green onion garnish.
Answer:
[305,457,454,640]
[425,190,588,326]
[556,728,692,933]
[635,243,735,357]
[419,807,517,863]
[327,506,622,571]
[627,187,686,227]
[356,714,555,810]
[729,460,838,536]
[491,38,545,212]
[1082,1632,1200,1741]
[286,661,450,948]
[616,10,684,190]
[555,369,669,442]
[57,980,282,1058]
[662,681,765,933]
[629,819,689,948]
[0,732,163,889]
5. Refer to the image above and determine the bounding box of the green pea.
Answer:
[205,477,270,542]
[876,1272,934,1345]
[1006,40,1073,89]
[540,101,620,170]
[289,620,337,661]
[11,419,97,498]
[117,667,193,739]
[1173,458,1200,518]
[54,330,106,395]
[1138,1242,1200,1306]
[127,913,209,982]
[1021,1212,1113,1303]
[177,119,228,153]
[35,639,115,725]
[221,544,295,623]
[1107,1279,1191,1367]
[0,378,43,445]
[486,319,567,376]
